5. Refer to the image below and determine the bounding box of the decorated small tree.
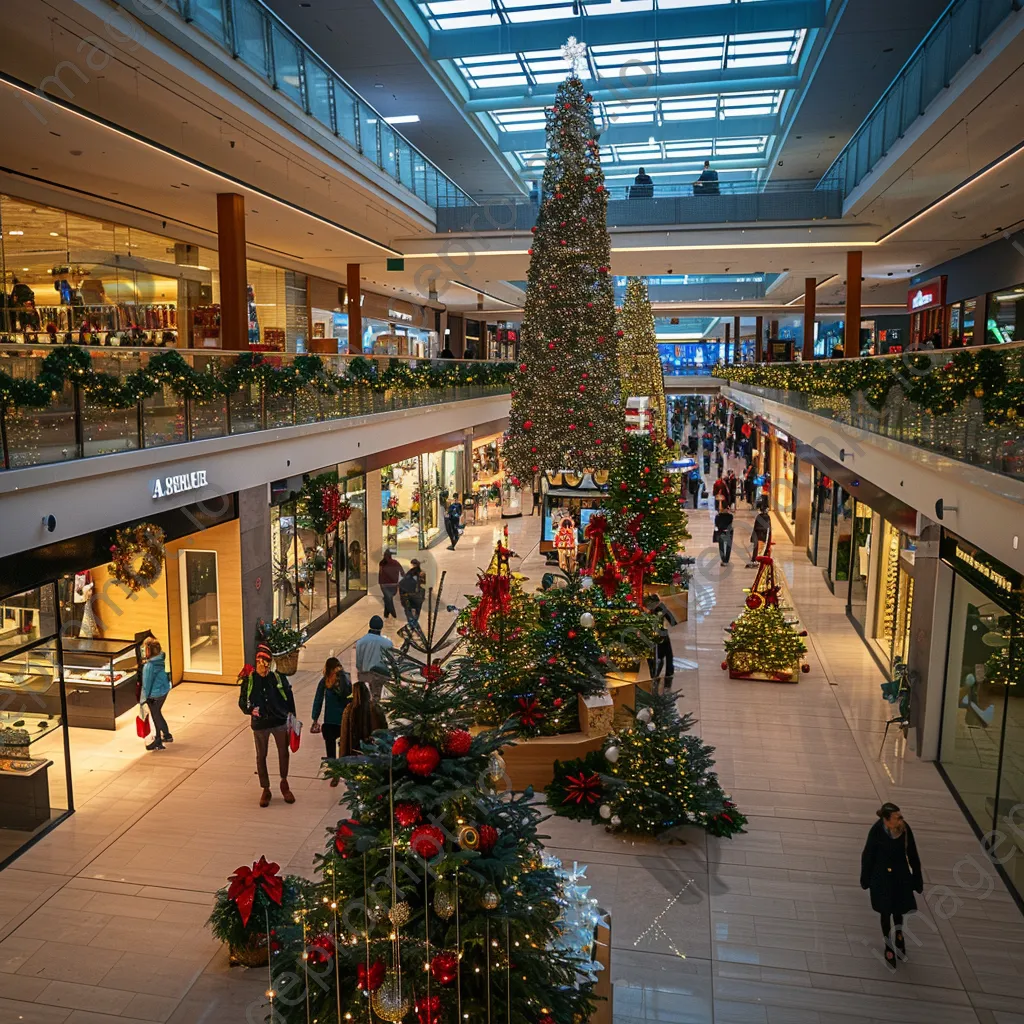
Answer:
[547,688,747,838]
[268,577,602,1024]
[503,63,622,481]
[603,430,691,586]
[618,277,666,434]
[723,606,809,680]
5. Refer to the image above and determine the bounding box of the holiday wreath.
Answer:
[108,523,166,593]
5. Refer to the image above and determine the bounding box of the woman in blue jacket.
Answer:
[311,656,351,786]
[141,637,172,751]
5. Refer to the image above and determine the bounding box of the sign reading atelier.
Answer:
[152,469,209,500]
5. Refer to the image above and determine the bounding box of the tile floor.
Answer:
[2,472,1024,1024]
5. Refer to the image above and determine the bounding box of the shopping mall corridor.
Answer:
[1,494,1023,1024]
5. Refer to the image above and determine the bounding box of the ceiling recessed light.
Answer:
[374,82,384,88]
[49,231,59,237]
[8,230,23,236]
[22,267,28,272]
[384,115,420,125]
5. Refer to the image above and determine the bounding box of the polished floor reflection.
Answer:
[1,500,1023,1024]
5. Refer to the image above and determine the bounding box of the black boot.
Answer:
[894,929,906,960]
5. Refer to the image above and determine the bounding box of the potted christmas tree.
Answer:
[723,606,809,682]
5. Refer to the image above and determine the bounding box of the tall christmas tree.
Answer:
[603,430,691,585]
[503,61,621,481]
[618,277,666,434]
[547,688,747,838]
[268,577,602,1024]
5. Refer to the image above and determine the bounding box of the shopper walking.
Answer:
[311,656,351,787]
[687,468,702,509]
[399,558,426,625]
[643,593,677,689]
[239,643,297,807]
[860,803,923,967]
[355,615,394,701]
[445,493,464,550]
[726,469,738,510]
[747,503,772,566]
[712,476,728,511]
[377,549,404,619]
[339,679,388,756]
[714,507,735,565]
[141,637,172,750]
[743,465,756,507]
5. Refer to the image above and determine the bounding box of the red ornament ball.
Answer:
[443,729,473,756]
[548,342,556,350]
[568,630,577,639]
[511,476,521,487]
[801,663,811,673]
[531,226,537,233]
[721,660,729,671]
[527,248,533,255]
[620,482,628,490]
[568,423,576,430]
[548,656,558,665]
[406,743,441,777]
[394,801,422,828]
[540,1017,556,1024]
[430,951,460,986]
[477,824,499,854]
[523,419,533,430]
[598,654,608,665]
[616,329,624,338]
[519,363,527,372]
[410,824,446,859]
[392,736,412,757]
[553,698,563,708]
[579,384,586,392]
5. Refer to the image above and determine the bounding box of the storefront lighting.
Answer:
[385,115,420,125]
[8,230,23,235]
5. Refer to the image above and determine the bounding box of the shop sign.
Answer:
[388,308,413,322]
[152,468,209,500]
[940,532,1022,606]
[907,276,946,313]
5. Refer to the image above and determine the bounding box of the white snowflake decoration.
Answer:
[561,36,588,76]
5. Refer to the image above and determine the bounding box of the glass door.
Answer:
[179,550,222,674]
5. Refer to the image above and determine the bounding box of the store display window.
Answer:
[986,285,1024,344]
[808,471,834,566]
[0,583,73,869]
[179,550,222,675]
[938,532,1023,898]
[870,521,914,671]
[826,487,852,592]
[847,500,874,631]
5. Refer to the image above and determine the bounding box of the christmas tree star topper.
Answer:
[561,35,588,76]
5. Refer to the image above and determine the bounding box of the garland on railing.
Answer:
[0,348,515,411]
[715,347,1024,426]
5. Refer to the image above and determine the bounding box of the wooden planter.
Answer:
[726,660,801,683]
[229,934,269,968]
[273,649,300,676]
[498,731,606,791]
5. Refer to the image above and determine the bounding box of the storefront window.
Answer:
[987,285,1024,344]
[179,550,221,674]
[848,501,874,631]
[828,487,852,590]
[809,471,834,565]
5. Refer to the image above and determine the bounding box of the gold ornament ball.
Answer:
[389,902,411,926]
[480,889,500,911]
[371,972,411,1022]
[457,825,480,850]
[433,883,456,920]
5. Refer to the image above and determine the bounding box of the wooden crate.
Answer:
[498,731,606,791]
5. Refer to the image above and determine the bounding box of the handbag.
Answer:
[287,713,302,753]
[136,703,151,739]
[310,721,322,734]
[712,529,720,542]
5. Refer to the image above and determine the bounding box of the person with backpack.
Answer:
[399,558,426,625]
[239,643,297,807]
[311,656,351,787]
[141,637,172,751]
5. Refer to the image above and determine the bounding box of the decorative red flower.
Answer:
[394,801,422,828]
[563,771,602,806]
[406,743,441,777]
[517,696,545,728]
[410,824,446,860]
[443,729,473,756]
[420,663,444,682]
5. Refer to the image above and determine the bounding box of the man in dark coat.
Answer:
[860,803,923,966]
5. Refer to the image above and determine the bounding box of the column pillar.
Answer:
[723,321,731,364]
[238,484,273,665]
[844,251,863,357]
[216,193,247,350]
[733,315,741,363]
[803,277,816,361]
[346,263,362,354]
[755,315,763,362]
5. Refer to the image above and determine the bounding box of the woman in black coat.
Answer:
[860,803,923,966]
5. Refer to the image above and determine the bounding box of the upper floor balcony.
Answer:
[715,342,1024,481]
[437,180,843,233]
[0,347,511,472]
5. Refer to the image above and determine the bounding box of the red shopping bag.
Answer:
[288,714,302,753]
[136,704,151,738]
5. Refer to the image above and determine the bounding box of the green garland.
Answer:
[0,348,514,411]
[714,347,1024,426]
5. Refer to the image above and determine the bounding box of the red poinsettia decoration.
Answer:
[594,562,622,600]
[563,770,602,806]
[517,696,545,728]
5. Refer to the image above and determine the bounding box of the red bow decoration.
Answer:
[227,856,283,927]
[583,513,610,573]
[357,960,386,992]
[517,696,545,728]
[472,572,512,634]
[563,770,602,806]
[613,543,658,606]
[594,563,621,600]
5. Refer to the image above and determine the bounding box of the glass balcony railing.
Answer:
[818,0,1018,198]
[0,348,511,471]
[716,343,1024,480]
[121,0,471,209]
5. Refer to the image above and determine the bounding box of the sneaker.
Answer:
[145,739,164,751]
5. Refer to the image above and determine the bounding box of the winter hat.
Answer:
[256,642,273,660]
[369,615,384,631]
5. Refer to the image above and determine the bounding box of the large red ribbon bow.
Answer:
[227,856,284,927]
[613,543,658,606]
[584,513,610,573]
[472,572,512,633]
[593,562,621,600]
